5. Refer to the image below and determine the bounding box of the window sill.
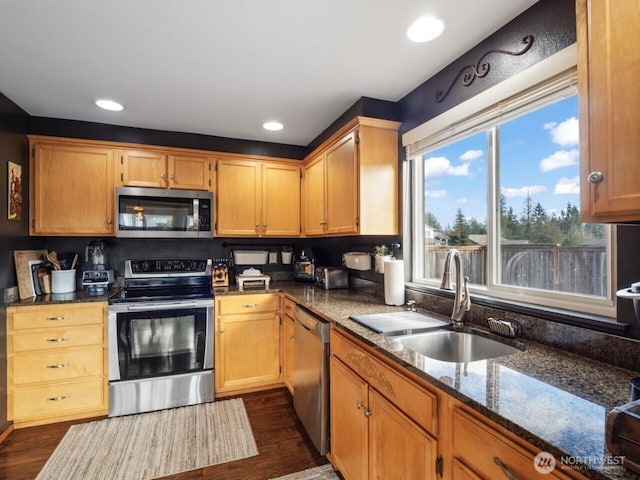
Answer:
[405,282,628,337]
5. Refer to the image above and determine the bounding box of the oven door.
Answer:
[108,299,213,382]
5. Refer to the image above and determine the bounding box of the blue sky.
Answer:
[423,95,580,229]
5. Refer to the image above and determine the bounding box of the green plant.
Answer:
[373,245,391,257]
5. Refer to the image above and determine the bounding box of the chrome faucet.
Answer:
[440,249,471,329]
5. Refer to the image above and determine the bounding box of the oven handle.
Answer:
[125,302,200,311]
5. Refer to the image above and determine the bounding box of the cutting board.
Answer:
[349,311,449,333]
[14,249,48,299]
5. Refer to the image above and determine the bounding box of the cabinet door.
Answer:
[452,459,484,480]
[216,311,281,393]
[262,162,301,237]
[283,314,295,394]
[330,355,369,480]
[303,154,327,236]
[121,149,168,188]
[368,389,438,480]
[216,159,261,236]
[578,0,640,222]
[168,154,211,191]
[31,143,115,235]
[325,132,358,235]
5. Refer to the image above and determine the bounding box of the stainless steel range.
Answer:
[108,258,214,417]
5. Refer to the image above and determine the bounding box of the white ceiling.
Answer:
[0,0,539,146]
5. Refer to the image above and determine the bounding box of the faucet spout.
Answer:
[440,249,471,328]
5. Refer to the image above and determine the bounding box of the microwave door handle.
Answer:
[126,303,198,311]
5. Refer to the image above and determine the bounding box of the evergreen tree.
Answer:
[448,209,470,246]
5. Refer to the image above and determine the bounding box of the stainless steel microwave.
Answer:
[115,186,213,238]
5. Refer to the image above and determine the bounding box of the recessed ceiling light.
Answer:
[95,99,124,111]
[263,121,283,131]
[407,16,446,43]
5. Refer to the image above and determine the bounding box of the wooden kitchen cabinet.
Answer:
[282,297,296,394]
[302,116,401,236]
[449,403,584,480]
[29,141,115,236]
[216,158,301,237]
[6,302,108,428]
[330,328,439,480]
[119,148,212,190]
[215,294,283,395]
[577,0,640,222]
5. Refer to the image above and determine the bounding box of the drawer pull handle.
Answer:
[46,363,71,369]
[46,316,71,321]
[46,337,71,343]
[242,303,258,308]
[494,457,520,480]
[47,395,70,401]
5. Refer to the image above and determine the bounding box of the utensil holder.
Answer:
[51,269,76,294]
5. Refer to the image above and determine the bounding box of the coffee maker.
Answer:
[82,239,114,292]
[294,248,315,282]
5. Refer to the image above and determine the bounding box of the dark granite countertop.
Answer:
[219,282,638,480]
[4,287,118,307]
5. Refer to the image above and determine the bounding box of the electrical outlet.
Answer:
[3,286,19,304]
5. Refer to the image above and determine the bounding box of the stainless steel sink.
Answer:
[391,329,524,362]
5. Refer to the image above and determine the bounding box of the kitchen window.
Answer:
[405,65,616,318]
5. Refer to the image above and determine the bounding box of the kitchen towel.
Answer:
[384,259,405,306]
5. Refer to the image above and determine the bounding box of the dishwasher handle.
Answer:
[294,305,330,343]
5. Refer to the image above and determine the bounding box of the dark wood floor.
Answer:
[0,388,328,480]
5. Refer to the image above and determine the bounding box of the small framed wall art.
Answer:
[8,160,23,221]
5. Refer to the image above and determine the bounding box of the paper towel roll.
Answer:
[384,259,405,306]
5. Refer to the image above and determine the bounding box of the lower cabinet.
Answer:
[330,328,439,480]
[282,297,296,394]
[449,404,583,480]
[6,302,108,428]
[215,294,283,395]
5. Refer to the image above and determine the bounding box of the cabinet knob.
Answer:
[263,223,267,227]
[255,223,260,228]
[364,409,374,417]
[494,457,521,480]
[219,328,225,334]
[169,174,175,180]
[106,219,113,225]
[356,401,364,410]
[587,171,604,184]
[160,173,166,179]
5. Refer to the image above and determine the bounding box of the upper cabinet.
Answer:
[577,0,640,222]
[119,149,212,191]
[216,157,301,237]
[30,140,115,236]
[302,117,401,236]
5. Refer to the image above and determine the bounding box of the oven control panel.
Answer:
[126,258,211,276]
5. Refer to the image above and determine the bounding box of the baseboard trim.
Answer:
[0,424,14,444]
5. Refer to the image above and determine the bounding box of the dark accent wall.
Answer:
[29,117,310,160]
[399,0,576,134]
[0,92,41,433]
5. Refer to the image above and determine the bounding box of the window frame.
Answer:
[403,47,617,320]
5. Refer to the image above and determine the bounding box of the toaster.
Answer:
[315,267,348,290]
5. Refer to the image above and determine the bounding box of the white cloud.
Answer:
[457,197,468,204]
[424,156,470,177]
[459,149,483,161]
[554,176,580,195]
[425,189,447,198]
[501,185,547,198]
[540,148,579,172]
[546,116,579,147]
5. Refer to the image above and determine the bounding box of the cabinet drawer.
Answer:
[12,378,106,420]
[331,329,438,435]
[217,294,280,315]
[9,325,103,353]
[283,296,296,318]
[10,303,105,330]
[10,347,104,386]
[452,407,574,480]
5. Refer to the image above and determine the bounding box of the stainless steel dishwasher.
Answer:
[293,304,330,455]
